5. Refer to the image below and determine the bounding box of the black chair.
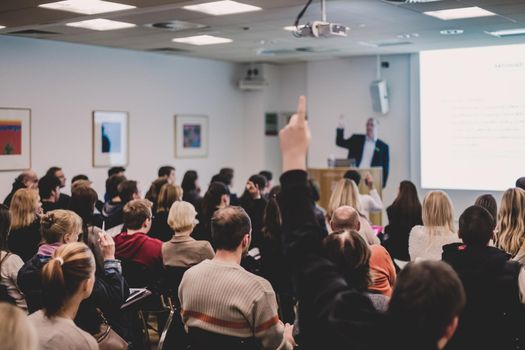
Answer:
[187,327,261,350]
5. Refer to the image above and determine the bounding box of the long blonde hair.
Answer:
[422,191,455,235]
[327,179,362,219]
[10,188,39,230]
[496,188,525,257]
[0,303,37,350]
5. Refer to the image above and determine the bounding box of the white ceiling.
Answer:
[2,0,525,63]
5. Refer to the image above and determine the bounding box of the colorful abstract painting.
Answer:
[175,115,208,158]
[183,124,202,148]
[0,120,22,155]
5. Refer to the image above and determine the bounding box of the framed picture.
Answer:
[175,115,208,158]
[0,108,31,171]
[93,111,128,167]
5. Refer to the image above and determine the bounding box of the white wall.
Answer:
[0,36,246,198]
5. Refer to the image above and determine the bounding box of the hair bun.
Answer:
[40,212,56,229]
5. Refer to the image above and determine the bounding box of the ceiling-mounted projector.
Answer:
[292,0,349,39]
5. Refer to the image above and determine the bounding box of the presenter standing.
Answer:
[336,117,390,187]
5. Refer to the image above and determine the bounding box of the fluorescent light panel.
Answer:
[66,19,136,31]
[39,0,135,15]
[486,28,525,37]
[424,7,496,20]
[172,35,232,45]
[0,26,5,29]
[183,1,261,16]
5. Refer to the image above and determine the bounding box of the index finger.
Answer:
[296,95,306,123]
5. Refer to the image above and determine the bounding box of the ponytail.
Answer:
[41,242,95,317]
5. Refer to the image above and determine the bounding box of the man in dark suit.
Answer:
[336,118,389,187]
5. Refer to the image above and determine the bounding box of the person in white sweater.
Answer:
[343,170,383,219]
[409,191,460,261]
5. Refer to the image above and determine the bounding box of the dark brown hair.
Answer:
[389,180,422,223]
[123,199,152,230]
[211,206,251,251]
[474,194,497,222]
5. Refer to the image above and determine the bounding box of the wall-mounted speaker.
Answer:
[370,80,389,115]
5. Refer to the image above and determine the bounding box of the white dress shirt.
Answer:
[359,137,376,168]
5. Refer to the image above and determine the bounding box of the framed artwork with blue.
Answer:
[0,108,31,171]
[175,115,208,158]
[93,111,128,167]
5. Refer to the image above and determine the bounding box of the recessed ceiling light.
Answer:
[397,33,419,39]
[66,19,136,31]
[440,29,464,35]
[283,25,305,32]
[183,1,261,16]
[39,0,135,15]
[486,28,525,37]
[172,35,233,45]
[0,26,5,29]
[424,7,496,20]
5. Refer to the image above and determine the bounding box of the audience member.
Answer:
[181,170,202,210]
[0,205,27,309]
[0,302,37,350]
[330,205,379,245]
[69,186,104,232]
[240,174,267,248]
[28,242,98,350]
[408,190,459,261]
[219,167,240,205]
[474,194,497,221]
[45,166,70,209]
[71,174,89,185]
[179,206,295,349]
[259,185,295,323]
[515,177,525,191]
[8,189,42,262]
[145,177,168,214]
[104,168,126,202]
[323,230,389,310]
[383,180,423,261]
[307,179,329,233]
[114,199,163,273]
[442,205,525,350]
[259,170,273,196]
[342,170,383,218]
[158,166,176,184]
[496,187,525,265]
[150,184,182,242]
[38,175,61,213]
[103,177,134,231]
[3,170,39,207]
[193,181,230,243]
[108,166,126,178]
[162,201,214,268]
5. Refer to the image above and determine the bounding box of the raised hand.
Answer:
[279,96,311,172]
[98,230,116,261]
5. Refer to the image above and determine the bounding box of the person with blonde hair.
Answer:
[408,191,460,261]
[496,188,525,265]
[162,201,214,268]
[8,188,43,261]
[327,178,379,245]
[28,242,98,350]
[0,302,37,350]
[150,183,183,242]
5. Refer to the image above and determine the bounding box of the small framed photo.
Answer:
[175,115,208,158]
[0,108,31,171]
[93,111,128,167]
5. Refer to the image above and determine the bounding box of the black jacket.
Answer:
[383,205,422,261]
[18,254,131,340]
[149,211,173,242]
[336,130,390,187]
[8,220,41,262]
[442,243,525,350]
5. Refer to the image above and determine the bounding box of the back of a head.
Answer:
[496,187,525,256]
[41,242,95,317]
[343,170,362,185]
[211,206,251,251]
[388,260,466,350]
[249,174,267,191]
[9,188,38,229]
[157,184,182,213]
[71,180,92,194]
[145,178,168,204]
[15,170,38,190]
[262,186,282,239]
[105,174,126,200]
[0,302,37,350]
[168,201,198,233]
[0,205,11,251]
[38,175,60,200]
[123,199,152,230]
[40,210,82,244]
[69,186,98,222]
[108,166,126,178]
[45,166,61,178]
[259,170,273,182]
[392,180,422,219]
[181,170,198,192]
[327,178,361,218]
[71,174,89,185]
[118,180,139,203]
[331,205,360,232]
[459,205,495,247]
[516,177,525,191]
[219,167,234,186]
[474,194,497,222]
[422,191,455,232]
[322,230,370,291]
[202,182,230,220]
[158,166,175,178]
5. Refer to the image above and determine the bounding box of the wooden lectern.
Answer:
[307,167,383,226]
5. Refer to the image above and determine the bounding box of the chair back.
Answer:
[187,327,261,350]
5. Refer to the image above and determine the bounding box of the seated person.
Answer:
[45,167,70,210]
[162,201,214,268]
[442,205,525,350]
[343,170,383,218]
[0,303,37,350]
[330,205,380,245]
[38,175,61,214]
[150,184,183,242]
[114,199,163,272]
[179,206,295,349]
[101,175,126,230]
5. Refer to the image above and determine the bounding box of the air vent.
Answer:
[145,20,207,32]
[147,47,190,54]
[257,47,341,56]
[359,39,413,48]
[8,29,59,35]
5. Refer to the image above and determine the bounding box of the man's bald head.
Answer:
[331,205,360,232]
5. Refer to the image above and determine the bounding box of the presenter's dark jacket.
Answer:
[336,128,390,187]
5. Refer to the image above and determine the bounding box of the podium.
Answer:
[307,167,383,226]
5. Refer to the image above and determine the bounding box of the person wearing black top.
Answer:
[150,184,182,242]
[3,170,39,208]
[240,174,267,249]
[45,167,70,209]
[38,175,61,214]
[181,170,203,212]
[193,182,230,244]
[8,188,42,262]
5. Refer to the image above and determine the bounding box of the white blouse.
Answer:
[408,225,461,262]
[359,189,383,219]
